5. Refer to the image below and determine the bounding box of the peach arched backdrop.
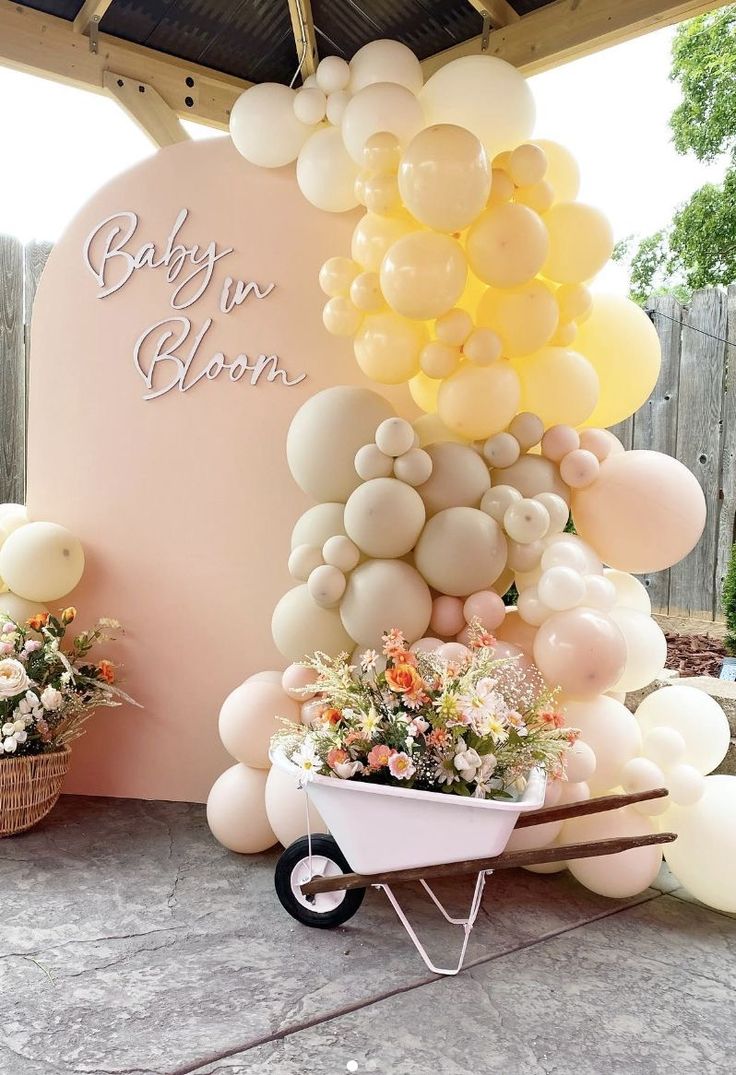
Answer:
[27,137,406,801]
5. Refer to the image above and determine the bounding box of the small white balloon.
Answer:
[308,564,347,608]
[642,727,687,771]
[541,533,602,575]
[517,587,552,627]
[341,82,424,165]
[538,565,585,611]
[288,543,323,581]
[322,535,361,573]
[393,448,433,486]
[533,493,569,534]
[620,757,669,816]
[504,499,550,544]
[667,763,705,806]
[582,573,617,611]
[375,417,416,457]
[316,55,351,94]
[480,485,523,524]
[355,442,394,480]
[326,90,351,125]
[293,86,326,124]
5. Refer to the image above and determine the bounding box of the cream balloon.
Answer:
[322,296,362,336]
[291,503,345,550]
[541,534,602,575]
[206,764,276,853]
[317,55,350,94]
[296,127,359,212]
[542,203,614,284]
[666,763,705,806]
[516,348,599,428]
[0,522,84,602]
[436,308,473,346]
[416,442,491,516]
[349,39,423,94]
[438,362,521,440]
[635,685,729,775]
[559,449,600,490]
[394,448,433,487]
[0,591,49,627]
[342,82,424,165]
[504,499,550,544]
[619,758,669,816]
[282,663,320,699]
[492,455,570,503]
[467,204,548,289]
[265,764,329,847]
[509,142,547,186]
[380,232,467,321]
[351,212,414,272]
[538,566,586,611]
[572,451,706,574]
[272,585,354,660]
[562,695,642,794]
[609,608,667,692]
[354,311,427,384]
[563,808,662,898]
[530,140,580,203]
[293,86,326,125]
[477,281,559,359]
[664,775,736,912]
[414,507,507,597]
[350,271,384,313]
[308,564,347,608]
[604,569,652,615]
[375,417,415,457]
[340,559,432,647]
[219,681,299,769]
[534,608,627,699]
[319,255,359,297]
[399,124,490,232]
[229,83,311,167]
[288,544,323,581]
[344,477,426,558]
[480,485,522,524]
[420,341,461,380]
[322,535,361,573]
[355,443,394,480]
[420,55,535,160]
[565,740,597,783]
[286,386,394,502]
[483,433,520,470]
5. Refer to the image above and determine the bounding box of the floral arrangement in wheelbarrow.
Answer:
[270,625,677,975]
[0,609,137,836]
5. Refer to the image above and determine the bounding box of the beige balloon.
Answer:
[219,680,300,769]
[414,507,507,597]
[291,503,346,550]
[206,764,276,853]
[561,695,642,793]
[349,39,424,95]
[265,764,329,847]
[467,203,549,288]
[344,477,426,558]
[380,232,467,321]
[393,448,433,487]
[492,454,570,503]
[417,441,491,516]
[563,807,661,898]
[340,559,432,647]
[0,522,84,603]
[0,591,49,627]
[286,386,394,502]
[351,212,414,272]
[398,124,491,232]
[438,361,521,440]
[272,584,354,660]
[542,203,614,284]
[516,347,600,428]
[354,311,427,384]
[477,281,559,359]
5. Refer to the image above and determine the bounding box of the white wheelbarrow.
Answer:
[270,749,675,976]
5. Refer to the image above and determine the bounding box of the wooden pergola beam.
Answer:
[464,0,520,28]
[423,0,734,78]
[287,0,319,79]
[0,0,250,130]
[73,0,115,37]
[103,71,191,147]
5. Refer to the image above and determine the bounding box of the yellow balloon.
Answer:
[530,140,580,203]
[542,203,613,284]
[438,361,521,440]
[354,311,427,384]
[556,282,592,323]
[508,143,547,187]
[351,212,414,271]
[457,269,486,319]
[398,124,491,232]
[515,180,554,215]
[466,203,548,288]
[477,280,559,358]
[380,232,467,320]
[409,370,441,413]
[515,347,599,428]
[413,413,469,447]
[575,295,662,427]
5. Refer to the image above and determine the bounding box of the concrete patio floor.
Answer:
[2,796,734,1075]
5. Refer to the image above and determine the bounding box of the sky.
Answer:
[0,24,727,295]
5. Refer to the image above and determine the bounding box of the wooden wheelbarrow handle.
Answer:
[515,786,669,828]
[301,831,676,896]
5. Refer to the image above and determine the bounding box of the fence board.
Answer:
[0,235,24,504]
[668,289,728,617]
[714,283,736,619]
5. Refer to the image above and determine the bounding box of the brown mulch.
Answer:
[664,632,727,679]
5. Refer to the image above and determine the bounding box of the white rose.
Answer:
[0,659,30,699]
[40,686,63,711]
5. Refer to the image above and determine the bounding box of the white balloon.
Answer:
[293,86,326,124]
[664,775,736,912]
[326,90,351,126]
[291,503,345,550]
[288,543,323,581]
[308,564,347,608]
[230,83,311,167]
[541,533,601,575]
[604,569,652,615]
[0,522,84,603]
[344,477,426,558]
[316,55,351,94]
[562,696,642,794]
[206,764,276,853]
[565,740,597,783]
[265,764,329,847]
[516,587,552,627]
[322,535,361,573]
[619,758,668,816]
[635,686,730,775]
[341,82,425,165]
[642,727,686,771]
[582,573,617,611]
[610,608,667,693]
[349,39,423,94]
[296,127,359,212]
[538,566,585,611]
[0,505,29,536]
[340,559,432,647]
[272,585,354,660]
[533,492,569,533]
[355,442,394,480]
[666,763,705,806]
[563,807,662,898]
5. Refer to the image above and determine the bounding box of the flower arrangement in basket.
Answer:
[0,608,136,836]
[272,624,576,799]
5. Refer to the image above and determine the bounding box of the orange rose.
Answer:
[26,612,50,631]
[321,707,342,726]
[98,659,116,684]
[384,662,422,694]
[61,607,77,624]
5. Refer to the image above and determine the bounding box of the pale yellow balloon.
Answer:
[530,140,580,203]
[354,311,427,384]
[398,124,491,233]
[350,271,385,313]
[319,256,359,297]
[556,283,592,323]
[508,143,547,187]
[516,347,599,428]
[542,203,613,284]
[467,203,548,288]
[438,361,521,440]
[575,295,662,428]
[363,173,401,215]
[0,522,84,603]
[409,370,441,414]
[515,180,554,215]
[420,340,461,379]
[488,168,515,206]
[380,232,467,320]
[457,270,486,319]
[322,296,362,336]
[435,308,473,346]
[477,280,559,358]
[351,212,414,271]
[413,413,468,447]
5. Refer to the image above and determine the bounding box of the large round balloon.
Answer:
[575,296,661,427]
[352,212,414,272]
[438,362,521,440]
[230,84,312,167]
[563,807,662,898]
[0,522,84,602]
[291,503,346,550]
[265,764,329,847]
[380,232,467,320]
[664,775,736,912]
[219,681,299,769]
[516,347,599,428]
[286,386,394,502]
[534,608,627,699]
[414,507,507,596]
[272,585,354,660]
[399,124,490,232]
[572,451,706,574]
[542,203,613,284]
[296,127,359,212]
[562,695,642,793]
[340,559,432,647]
[420,56,535,160]
[467,204,548,289]
[635,685,729,775]
[0,591,49,627]
[344,477,425,558]
[349,39,424,94]
[342,82,424,164]
[416,442,491,516]
[609,608,667,693]
[354,311,427,384]
[206,764,276,853]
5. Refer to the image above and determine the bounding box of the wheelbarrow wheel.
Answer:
[275,834,365,929]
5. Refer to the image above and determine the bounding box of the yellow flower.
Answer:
[61,607,77,624]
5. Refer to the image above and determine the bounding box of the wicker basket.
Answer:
[0,747,70,837]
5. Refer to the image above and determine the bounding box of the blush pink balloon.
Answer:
[437,641,471,663]
[300,698,326,725]
[410,636,443,653]
[430,595,466,636]
[579,428,612,462]
[572,450,706,573]
[463,590,506,630]
[282,663,320,699]
[495,608,537,654]
[559,448,599,489]
[533,607,627,698]
[541,424,580,463]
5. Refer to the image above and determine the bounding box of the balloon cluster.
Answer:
[213,41,736,915]
[0,503,85,618]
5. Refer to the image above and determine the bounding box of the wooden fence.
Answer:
[0,235,52,504]
[0,233,734,619]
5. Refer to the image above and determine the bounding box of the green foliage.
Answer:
[670,7,736,162]
[723,544,736,656]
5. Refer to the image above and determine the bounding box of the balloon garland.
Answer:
[208,40,736,915]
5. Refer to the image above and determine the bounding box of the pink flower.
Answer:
[1,623,15,635]
[367,744,393,769]
[0,642,13,655]
[327,748,349,770]
[388,752,416,780]
[407,717,429,737]
[23,640,42,653]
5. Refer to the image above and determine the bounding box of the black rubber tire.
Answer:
[274,834,365,929]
